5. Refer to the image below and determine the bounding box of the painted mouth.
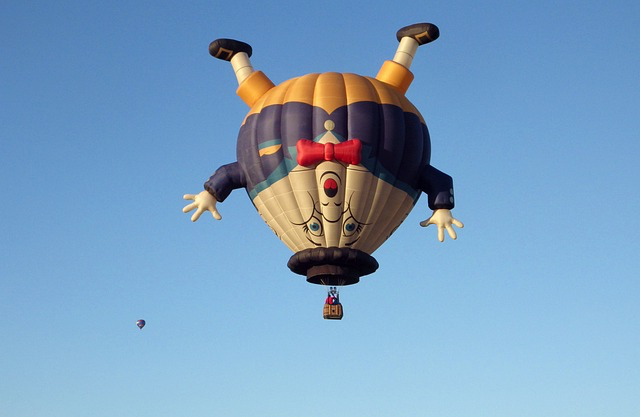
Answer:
[323,177,338,198]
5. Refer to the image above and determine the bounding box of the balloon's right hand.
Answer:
[182,191,222,221]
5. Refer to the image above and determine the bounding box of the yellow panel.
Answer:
[242,72,424,124]
[365,76,425,123]
[312,73,347,115]
[259,77,295,110]
[364,76,402,107]
[242,77,295,123]
[342,73,373,103]
[284,73,320,107]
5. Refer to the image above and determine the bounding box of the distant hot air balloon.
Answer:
[183,23,463,318]
[136,319,146,330]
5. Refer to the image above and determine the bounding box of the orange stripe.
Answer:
[242,73,424,124]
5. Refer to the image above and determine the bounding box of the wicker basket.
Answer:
[323,303,343,320]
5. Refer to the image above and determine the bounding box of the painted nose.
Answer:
[324,178,338,198]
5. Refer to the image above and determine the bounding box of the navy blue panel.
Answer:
[282,102,314,149]
[346,101,382,161]
[396,112,424,186]
[378,104,406,177]
[421,124,431,164]
[234,101,445,199]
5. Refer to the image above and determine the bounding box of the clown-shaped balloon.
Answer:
[184,23,463,286]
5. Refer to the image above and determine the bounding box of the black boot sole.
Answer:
[396,23,440,45]
[208,38,253,61]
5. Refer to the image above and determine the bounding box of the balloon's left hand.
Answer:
[182,191,222,221]
[420,209,464,242]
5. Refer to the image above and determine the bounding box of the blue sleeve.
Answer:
[204,162,246,202]
[417,165,455,210]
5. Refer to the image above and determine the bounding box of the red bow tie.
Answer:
[296,139,362,166]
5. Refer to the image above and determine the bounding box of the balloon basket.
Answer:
[323,303,343,320]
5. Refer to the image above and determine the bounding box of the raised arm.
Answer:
[417,165,463,241]
[182,162,246,222]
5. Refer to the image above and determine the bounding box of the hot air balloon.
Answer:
[183,23,463,318]
[136,319,146,330]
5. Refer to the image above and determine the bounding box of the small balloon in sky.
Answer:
[136,319,145,330]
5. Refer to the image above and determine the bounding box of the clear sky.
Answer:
[1,1,639,416]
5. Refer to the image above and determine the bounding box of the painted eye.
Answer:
[303,216,324,237]
[342,216,363,237]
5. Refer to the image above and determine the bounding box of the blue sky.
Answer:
[1,1,639,416]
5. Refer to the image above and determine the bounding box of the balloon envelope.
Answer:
[136,319,145,329]
[200,30,457,286]
[226,72,454,284]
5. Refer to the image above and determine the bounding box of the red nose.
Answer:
[324,178,338,198]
